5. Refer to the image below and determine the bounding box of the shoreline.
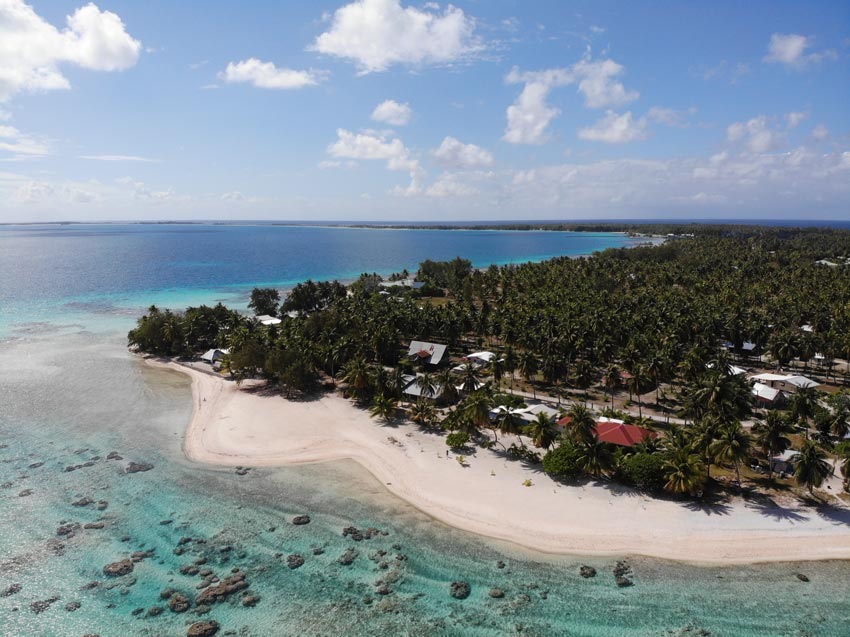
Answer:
[149,357,850,566]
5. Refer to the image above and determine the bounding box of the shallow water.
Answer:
[1,225,849,636]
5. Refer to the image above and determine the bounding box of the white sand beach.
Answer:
[151,359,850,565]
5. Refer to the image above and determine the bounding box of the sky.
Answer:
[0,0,848,222]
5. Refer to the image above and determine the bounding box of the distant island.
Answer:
[130,224,850,562]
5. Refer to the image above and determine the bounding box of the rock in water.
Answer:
[168,593,191,613]
[187,620,219,637]
[615,575,633,587]
[1,584,21,597]
[488,588,505,598]
[125,462,153,474]
[580,566,597,578]
[450,581,471,599]
[102,559,134,576]
[292,515,311,525]
[286,554,305,569]
[796,573,810,582]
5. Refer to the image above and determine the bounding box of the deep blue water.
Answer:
[0,224,634,332]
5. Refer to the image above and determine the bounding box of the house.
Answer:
[464,351,496,366]
[594,419,658,447]
[815,259,839,268]
[401,375,443,399]
[200,348,230,364]
[707,362,747,376]
[752,382,783,406]
[379,278,425,289]
[490,403,559,424]
[555,415,658,447]
[408,340,447,366]
[770,449,800,476]
[256,314,282,326]
[749,373,819,393]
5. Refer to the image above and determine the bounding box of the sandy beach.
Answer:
[151,359,850,565]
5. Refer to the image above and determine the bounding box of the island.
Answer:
[130,225,850,564]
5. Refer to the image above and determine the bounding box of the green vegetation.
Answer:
[130,225,850,501]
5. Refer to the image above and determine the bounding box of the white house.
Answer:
[256,314,282,326]
[408,341,447,366]
[200,348,230,364]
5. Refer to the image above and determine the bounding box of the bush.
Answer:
[542,444,580,479]
[622,452,667,491]
[492,393,526,409]
[446,432,470,449]
[507,444,541,464]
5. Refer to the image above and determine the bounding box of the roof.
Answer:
[465,351,496,363]
[750,373,819,389]
[256,314,282,325]
[771,449,800,462]
[407,340,447,365]
[750,373,790,382]
[752,382,781,402]
[707,362,747,376]
[200,348,230,362]
[784,375,819,389]
[594,420,658,447]
[402,378,443,398]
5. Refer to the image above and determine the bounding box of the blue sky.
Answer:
[1,0,848,221]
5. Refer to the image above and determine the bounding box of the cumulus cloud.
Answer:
[328,128,424,194]
[811,124,829,141]
[502,55,639,144]
[502,67,572,144]
[426,172,478,197]
[220,58,321,89]
[571,57,639,108]
[371,99,412,126]
[0,0,141,101]
[726,115,780,154]
[431,136,493,168]
[647,106,695,128]
[763,33,836,69]
[79,154,152,162]
[309,0,482,74]
[578,111,648,144]
[784,111,808,129]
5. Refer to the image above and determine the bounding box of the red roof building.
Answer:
[594,419,657,447]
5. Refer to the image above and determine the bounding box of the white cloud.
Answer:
[784,111,808,129]
[502,67,572,144]
[578,111,648,144]
[764,33,836,69]
[309,0,482,73]
[431,136,493,168]
[0,0,141,101]
[502,55,638,144]
[647,106,695,128]
[571,57,638,108]
[220,58,321,89]
[79,154,152,162]
[371,99,412,126]
[811,124,829,141]
[426,172,477,197]
[0,124,48,155]
[726,115,780,154]
[328,128,424,194]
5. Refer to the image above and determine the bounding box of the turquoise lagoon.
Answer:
[0,224,848,637]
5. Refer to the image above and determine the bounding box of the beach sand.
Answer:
[151,359,850,565]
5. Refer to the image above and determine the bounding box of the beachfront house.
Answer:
[408,340,447,366]
[751,382,784,407]
[200,348,230,364]
[379,278,425,290]
[556,415,658,448]
[401,374,443,400]
[491,403,560,424]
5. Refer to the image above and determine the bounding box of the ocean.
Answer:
[1,223,848,636]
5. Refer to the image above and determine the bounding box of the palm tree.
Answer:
[794,440,832,496]
[663,448,707,496]
[459,361,482,394]
[603,365,621,410]
[339,356,371,401]
[417,372,438,400]
[790,386,820,439]
[460,391,491,435]
[409,400,436,429]
[573,359,594,406]
[518,350,539,398]
[752,411,794,479]
[436,367,459,405]
[575,438,612,478]
[564,403,597,445]
[709,421,752,486]
[369,393,397,422]
[839,448,850,493]
[503,346,518,392]
[526,412,558,450]
[628,365,648,419]
[691,415,722,480]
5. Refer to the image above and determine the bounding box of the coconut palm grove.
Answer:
[129,224,850,503]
